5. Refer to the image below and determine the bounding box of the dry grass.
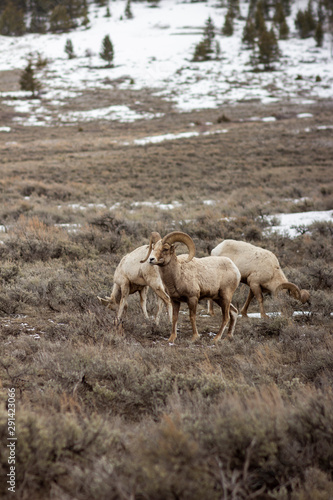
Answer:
[0,97,332,499]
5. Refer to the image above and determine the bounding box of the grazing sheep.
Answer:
[209,239,310,318]
[141,231,240,343]
[98,233,172,323]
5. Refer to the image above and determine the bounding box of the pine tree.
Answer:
[228,0,240,19]
[192,16,216,61]
[28,0,48,34]
[125,0,133,19]
[314,21,324,46]
[19,61,41,96]
[204,16,215,43]
[279,18,289,39]
[49,5,71,33]
[193,39,211,62]
[281,0,291,17]
[255,2,266,34]
[215,40,222,59]
[274,2,289,39]
[0,1,25,36]
[222,10,234,36]
[242,18,256,48]
[273,2,285,25]
[257,28,280,70]
[29,9,47,33]
[100,35,114,67]
[295,1,316,38]
[65,39,75,59]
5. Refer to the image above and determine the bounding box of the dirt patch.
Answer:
[0,69,22,92]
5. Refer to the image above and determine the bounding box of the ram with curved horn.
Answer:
[208,239,310,318]
[98,232,172,323]
[142,231,241,343]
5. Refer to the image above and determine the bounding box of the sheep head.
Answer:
[142,231,196,266]
[275,283,310,304]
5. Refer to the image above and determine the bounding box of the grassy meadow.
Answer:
[0,95,333,499]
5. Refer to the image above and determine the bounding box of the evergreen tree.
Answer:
[80,1,90,28]
[228,0,240,19]
[215,40,222,59]
[19,61,41,96]
[295,1,316,38]
[254,2,266,34]
[222,10,234,36]
[192,39,212,61]
[49,5,71,33]
[242,18,256,48]
[314,21,324,46]
[273,2,285,25]
[248,0,258,19]
[29,9,47,33]
[281,0,291,17]
[65,39,75,59]
[28,0,48,34]
[274,2,289,39]
[100,35,114,67]
[67,0,85,25]
[192,16,216,61]
[204,16,215,43]
[35,52,48,69]
[279,18,289,39]
[125,0,133,19]
[0,1,25,36]
[257,27,280,70]
[105,6,111,18]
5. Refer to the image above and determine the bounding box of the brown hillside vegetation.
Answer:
[0,96,333,499]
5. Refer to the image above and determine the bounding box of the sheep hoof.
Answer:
[191,334,200,342]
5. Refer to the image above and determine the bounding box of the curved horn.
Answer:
[162,231,196,262]
[140,232,161,263]
[275,282,310,303]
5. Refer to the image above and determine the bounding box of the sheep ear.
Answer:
[170,244,176,254]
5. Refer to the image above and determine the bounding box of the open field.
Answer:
[0,92,333,499]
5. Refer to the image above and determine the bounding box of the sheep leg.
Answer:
[214,296,231,342]
[154,287,172,322]
[154,297,165,325]
[226,304,238,338]
[207,298,215,316]
[168,300,180,343]
[117,285,130,320]
[249,284,268,318]
[188,297,200,342]
[240,289,254,317]
[139,287,149,320]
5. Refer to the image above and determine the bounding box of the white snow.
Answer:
[132,127,228,145]
[0,0,332,126]
[267,209,333,237]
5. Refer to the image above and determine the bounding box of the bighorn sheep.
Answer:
[209,239,310,318]
[98,234,172,324]
[141,231,240,343]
